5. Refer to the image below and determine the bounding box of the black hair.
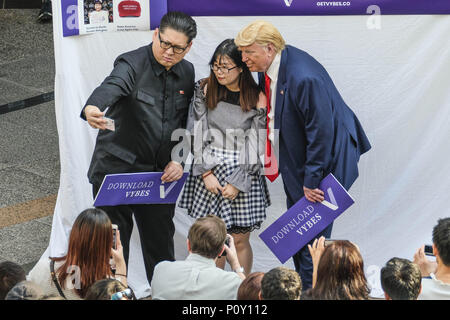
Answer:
[204,39,260,112]
[208,38,247,71]
[380,257,422,300]
[433,217,450,266]
[159,11,197,43]
[0,261,26,300]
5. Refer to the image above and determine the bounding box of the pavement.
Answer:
[0,9,57,273]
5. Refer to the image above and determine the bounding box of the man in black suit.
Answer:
[80,11,196,285]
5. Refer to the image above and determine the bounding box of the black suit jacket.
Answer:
[81,43,195,186]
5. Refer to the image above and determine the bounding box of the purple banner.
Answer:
[259,174,354,264]
[169,0,450,15]
[93,172,189,206]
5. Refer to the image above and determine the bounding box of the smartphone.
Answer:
[424,244,434,256]
[110,224,119,272]
[112,224,118,250]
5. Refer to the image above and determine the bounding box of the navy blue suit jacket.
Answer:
[260,45,371,205]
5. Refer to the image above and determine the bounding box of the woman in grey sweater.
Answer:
[179,39,271,275]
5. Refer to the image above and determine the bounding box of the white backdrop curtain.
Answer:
[35,1,450,298]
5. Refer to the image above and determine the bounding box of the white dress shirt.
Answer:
[151,253,243,300]
[265,53,282,146]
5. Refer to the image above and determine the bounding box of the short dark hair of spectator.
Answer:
[432,217,450,266]
[0,261,26,300]
[159,11,197,43]
[261,267,302,300]
[188,215,227,259]
[5,281,44,300]
[312,240,370,300]
[50,208,114,298]
[237,272,264,300]
[380,257,422,300]
[84,278,129,300]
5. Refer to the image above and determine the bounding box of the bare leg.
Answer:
[230,232,253,276]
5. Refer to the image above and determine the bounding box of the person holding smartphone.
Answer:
[81,12,197,287]
[27,208,127,299]
[151,215,245,300]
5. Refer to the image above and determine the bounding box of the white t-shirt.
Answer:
[418,273,450,300]
[89,10,109,25]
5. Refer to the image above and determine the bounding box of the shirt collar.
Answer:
[186,253,217,266]
[266,52,281,82]
[149,42,183,77]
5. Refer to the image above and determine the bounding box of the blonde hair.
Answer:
[235,20,285,53]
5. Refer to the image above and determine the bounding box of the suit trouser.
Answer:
[283,183,333,292]
[93,184,176,286]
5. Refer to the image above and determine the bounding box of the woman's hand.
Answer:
[307,236,326,288]
[222,183,240,200]
[111,231,126,269]
[203,172,223,195]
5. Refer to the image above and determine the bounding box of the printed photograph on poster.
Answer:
[84,0,113,26]
[75,0,150,35]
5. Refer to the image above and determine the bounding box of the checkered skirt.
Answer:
[178,147,271,230]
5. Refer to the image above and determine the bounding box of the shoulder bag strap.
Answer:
[50,260,67,299]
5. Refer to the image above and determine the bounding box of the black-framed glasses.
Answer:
[210,64,238,74]
[158,32,189,54]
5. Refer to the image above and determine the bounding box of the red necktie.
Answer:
[264,73,279,182]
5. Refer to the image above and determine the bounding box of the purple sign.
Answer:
[169,0,450,16]
[259,173,354,264]
[93,172,189,206]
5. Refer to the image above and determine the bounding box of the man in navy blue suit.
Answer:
[235,20,371,290]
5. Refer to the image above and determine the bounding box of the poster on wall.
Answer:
[61,0,167,37]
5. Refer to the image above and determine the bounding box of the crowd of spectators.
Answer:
[1,212,449,300]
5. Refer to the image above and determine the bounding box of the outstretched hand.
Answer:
[84,105,107,130]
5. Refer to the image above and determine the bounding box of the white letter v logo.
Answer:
[321,188,339,211]
[284,0,293,7]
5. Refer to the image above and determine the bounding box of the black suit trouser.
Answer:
[93,184,176,286]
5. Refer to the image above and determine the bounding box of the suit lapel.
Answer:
[274,48,288,133]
